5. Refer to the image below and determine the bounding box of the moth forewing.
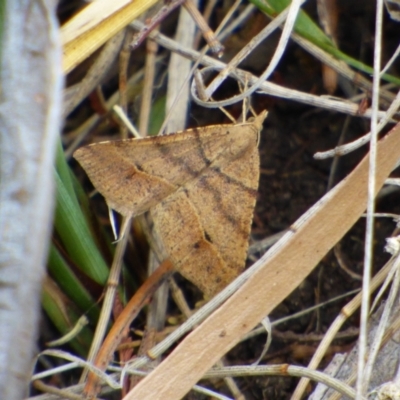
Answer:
[73,111,268,295]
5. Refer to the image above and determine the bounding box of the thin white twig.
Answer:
[385,178,400,187]
[192,0,306,107]
[380,42,400,76]
[291,32,395,103]
[251,316,272,365]
[315,88,400,159]
[31,362,80,381]
[217,4,256,43]
[122,364,356,398]
[370,255,399,314]
[356,0,384,398]
[363,254,400,387]
[35,350,120,389]
[130,20,387,120]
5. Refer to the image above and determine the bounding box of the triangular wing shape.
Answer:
[151,143,259,296]
[74,119,260,216]
[73,111,267,295]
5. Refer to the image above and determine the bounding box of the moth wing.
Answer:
[73,122,256,216]
[151,125,259,295]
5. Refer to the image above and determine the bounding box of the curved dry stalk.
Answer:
[84,260,174,398]
[206,365,356,399]
[46,315,89,347]
[124,364,357,399]
[37,349,120,389]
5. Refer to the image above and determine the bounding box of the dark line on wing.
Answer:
[192,128,212,168]
[213,166,258,197]
[153,129,212,178]
[202,177,253,239]
[204,231,213,243]
[184,168,257,240]
[182,185,246,241]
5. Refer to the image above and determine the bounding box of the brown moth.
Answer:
[74,111,267,296]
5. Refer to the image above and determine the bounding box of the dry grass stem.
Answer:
[194,1,305,107]
[129,20,388,120]
[315,88,400,159]
[292,260,392,399]
[79,216,132,383]
[357,3,385,395]
[138,37,158,136]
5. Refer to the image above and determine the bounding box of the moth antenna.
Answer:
[249,104,257,118]
[218,106,236,123]
[238,76,251,122]
[242,86,248,123]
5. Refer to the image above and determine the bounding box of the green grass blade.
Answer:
[42,281,93,356]
[54,169,109,285]
[47,244,99,321]
[250,0,400,86]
